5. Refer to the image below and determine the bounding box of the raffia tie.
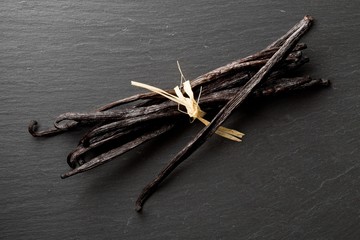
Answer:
[131,63,244,142]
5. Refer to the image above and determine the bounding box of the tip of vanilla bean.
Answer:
[135,205,142,212]
[304,15,314,22]
[60,174,68,179]
[320,78,331,86]
[60,171,75,179]
[28,120,38,136]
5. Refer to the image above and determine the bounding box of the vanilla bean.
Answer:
[135,15,314,211]
[67,121,174,168]
[190,48,304,90]
[27,15,331,212]
[28,43,306,137]
[202,76,328,105]
[53,52,318,176]
[77,66,304,146]
[62,75,328,176]
[253,76,313,96]
[95,44,307,111]
[265,20,306,50]
[69,76,325,171]
[200,54,307,96]
[79,111,180,146]
[291,78,330,90]
[28,120,68,137]
[61,123,175,179]
[67,127,141,168]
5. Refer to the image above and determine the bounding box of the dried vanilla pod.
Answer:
[28,15,330,211]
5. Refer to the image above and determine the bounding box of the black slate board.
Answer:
[1,1,359,239]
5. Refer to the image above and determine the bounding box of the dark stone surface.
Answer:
[1,1,359,239]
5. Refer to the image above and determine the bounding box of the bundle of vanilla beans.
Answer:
[29,16,329,211]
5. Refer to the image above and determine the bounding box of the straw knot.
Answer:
[131,62,244,142]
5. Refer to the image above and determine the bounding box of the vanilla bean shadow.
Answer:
[28,15,330,211]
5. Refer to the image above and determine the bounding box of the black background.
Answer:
[1,1,359,239]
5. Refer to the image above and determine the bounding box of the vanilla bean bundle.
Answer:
[29,16,329,211]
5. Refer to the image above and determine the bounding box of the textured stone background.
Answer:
[1,1,359,239]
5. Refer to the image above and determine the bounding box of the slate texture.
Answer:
[1,1,359,239]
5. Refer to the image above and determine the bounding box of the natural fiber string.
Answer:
[131,62,244,142]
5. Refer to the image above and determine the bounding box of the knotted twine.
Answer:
[131,62,244,142]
